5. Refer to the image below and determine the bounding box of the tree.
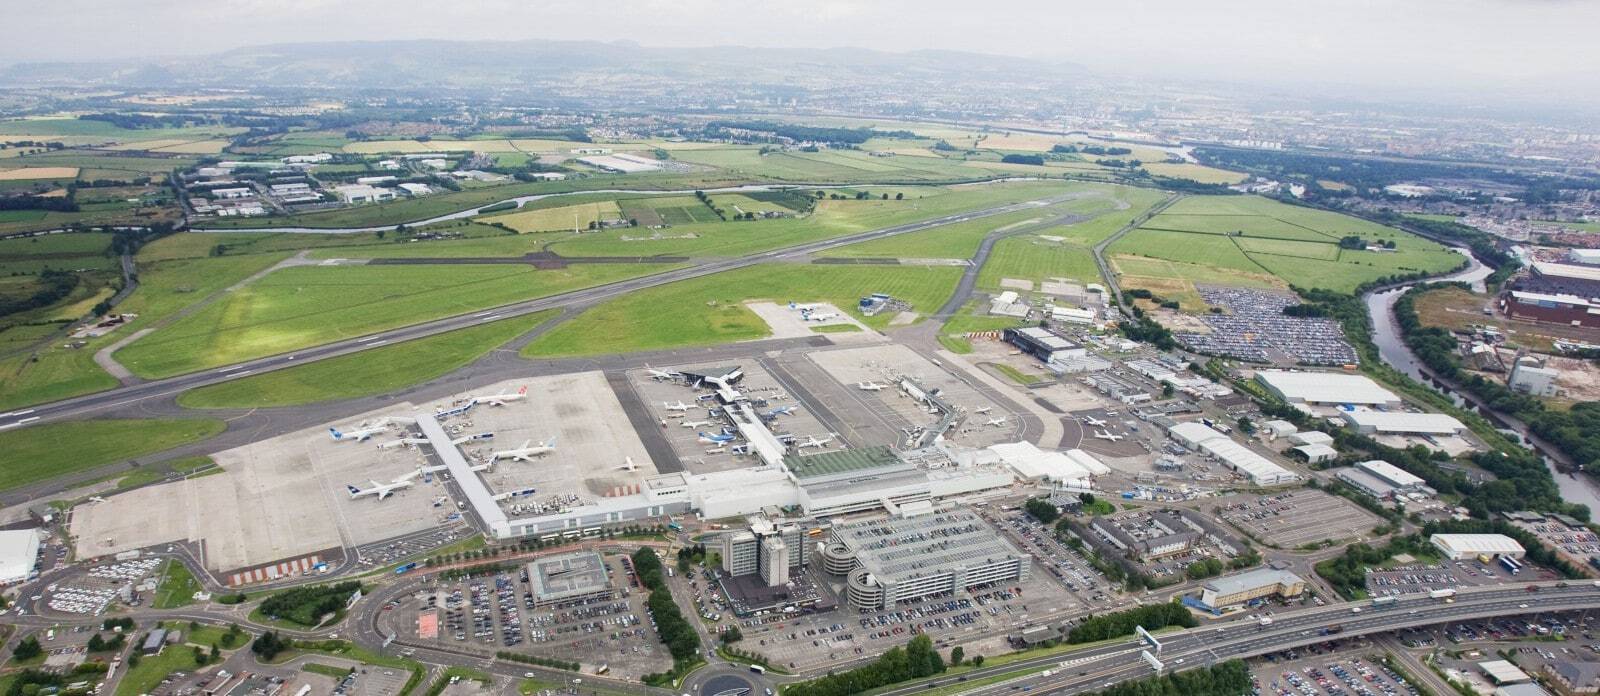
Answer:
[895,192,904,200]
[721,626,743,644]
[1236,417,1255,434]
[193,645,207,666]
[14,636,42,661]
[87,634,106,652]
[1162,383,1175,398]
[210,644,221,662]
[1024,497,1060,525]
[950,646,964,666]
[971,654,984,667]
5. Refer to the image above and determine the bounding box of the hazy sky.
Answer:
[8,0,1599,93]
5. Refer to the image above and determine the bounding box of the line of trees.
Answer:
[1088,659,1252,696]
[632,548,701,685]
[495,651,579,671]
[1067,601,1197,643]
[0,270,78,319]
[781,633,945,696]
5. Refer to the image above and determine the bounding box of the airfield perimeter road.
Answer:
[0,193,1076,431]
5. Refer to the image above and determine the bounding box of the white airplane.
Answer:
[663,400,693,412]
[698,431,735,445]
[765,406,798,417]
[681,420,711,429]
[347,472,419,500]
[619,457,640,472]
[807,312,839,322]
[973,406,993,414]
[645,365,681,381]
[330,422,389,442]
[704,447,727,455]
[491,437,557,461]
[1094,430,1125,442]
[798,435,833,449]
[470,385,527,406]
[87,496,106,504]
[857,382,885,391]
[1082,415,1108,427]
[985,417,1008,427]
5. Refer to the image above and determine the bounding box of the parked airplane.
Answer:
[663,400,693,412]
[798,435,833,449]
[788,302,821,311]
[470,385,528,406]
[451,432,495,445]
[87,496,106,504]
[645,364,681,381]
[491,437,557,461]
[619,457,639,472]
[704,447,727,455]
[1094,430,1125,442]
[857,382,885,391]
[347,472,419,500]
[984,417,1008,427]
[330,422,389,442]
[806,312,839,322]
[698,431,735,445]
[1082,415,1108,427]
[681,420,711,429]
[973,406,993,414]
[765,406,798,417]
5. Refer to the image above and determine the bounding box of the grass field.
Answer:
[0,418,225,492]
[485,200,625,233]
[152,559,202,609]
[523,264,961,357]
[115,263,663,378]
[0,166,79,180]
[1141,161,1247,184]
[177,310,557,408]
[976,235,1102,289]
[1110,228,1266,274]
[1111,255,1285,310]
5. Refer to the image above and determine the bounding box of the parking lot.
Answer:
[42,557,165,614]
[625,361,837,474]
[982,508,1120,610]
[354,524,473,569]
[1368,556,1557,597]
[1175,286,1358,366]
[1253,651,1420,696]
[403,555,669,679]
[1217,490,1382,548]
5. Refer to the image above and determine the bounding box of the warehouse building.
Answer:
[1291,443,1339,464]
[1255,370,1402,408]
[1341,410,1468,436]
[1196,568,1306,611]
[1503,291,1600,329]
[1285,430,1334,447]
[832,507,1031,611]
[1167,422,1299,485]
[527,550,613,608]
[988,441,1096,488]
[1509,357,1562,397]
[1004,327,1087,364]
[0,528,41,585]
[1543,661,1600,696]
[1430,533,1526,561]
[1518,262,1600,299]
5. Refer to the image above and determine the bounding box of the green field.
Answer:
[485,200,625,233]
[523,264,962,357]
[115,263,664,378]
[178,311,557,408]
[1109,228,1266,274]
[976,236,1102,289]
[152,559,202,609]
[0,418,225,492]
[0,118,239,140]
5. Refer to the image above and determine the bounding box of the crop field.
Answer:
[0,118,241,140]
[178,310,557,408]
[976,236,1102,289]
[1233,236,1343,260]
[486,200,625,233]
[0,166,79,180]
[523,263,962,357]
[1140,161,1246,184]
[624,194,723,224]
[1,152,199,177]
[0,418,225,492]
[114,263,663,377]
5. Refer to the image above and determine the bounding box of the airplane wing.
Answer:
[519,439,532,450]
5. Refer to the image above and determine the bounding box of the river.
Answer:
[1363,248,1600,512]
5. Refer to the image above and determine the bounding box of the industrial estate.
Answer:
[2,16,1600,696]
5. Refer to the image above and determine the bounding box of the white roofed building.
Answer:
[0,528,41,585]
[1342,410,1467,436]
[1255,370,1402,408]
[1431,533,1526,560]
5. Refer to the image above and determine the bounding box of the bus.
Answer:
[750,665,766,674]
[1371,596,1397,608]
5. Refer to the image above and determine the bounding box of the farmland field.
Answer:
[1109,228,1265,274]
[178,310,557,408]
[1141,161,1246,184]
[114,263,668,377]
[1233,236,1343,260]
[0,418,225,492]
[523,264,962,357]
[0,166,79,180]
[485,200,625,233]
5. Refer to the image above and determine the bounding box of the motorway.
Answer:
[878,581,1600,696]
[0,193,1073,435]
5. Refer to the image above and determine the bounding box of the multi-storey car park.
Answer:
[826,507,1032,611]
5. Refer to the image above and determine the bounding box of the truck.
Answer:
[1500,556,1522,575]
[1371,596,1398,608]
[395,562,419,575]
[1318,625,1344,636]
[1258,616,1274,627]
[749,665,766,674]
[1429,588,1457,600]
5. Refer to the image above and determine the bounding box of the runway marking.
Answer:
[232,370,253,377]
[0,409,34,418]
[368,340,389,347]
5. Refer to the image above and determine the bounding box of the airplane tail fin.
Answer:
[346,484,361,496]
[518,385,528,395]
[545,435,557,447]
[330,428,343,440]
